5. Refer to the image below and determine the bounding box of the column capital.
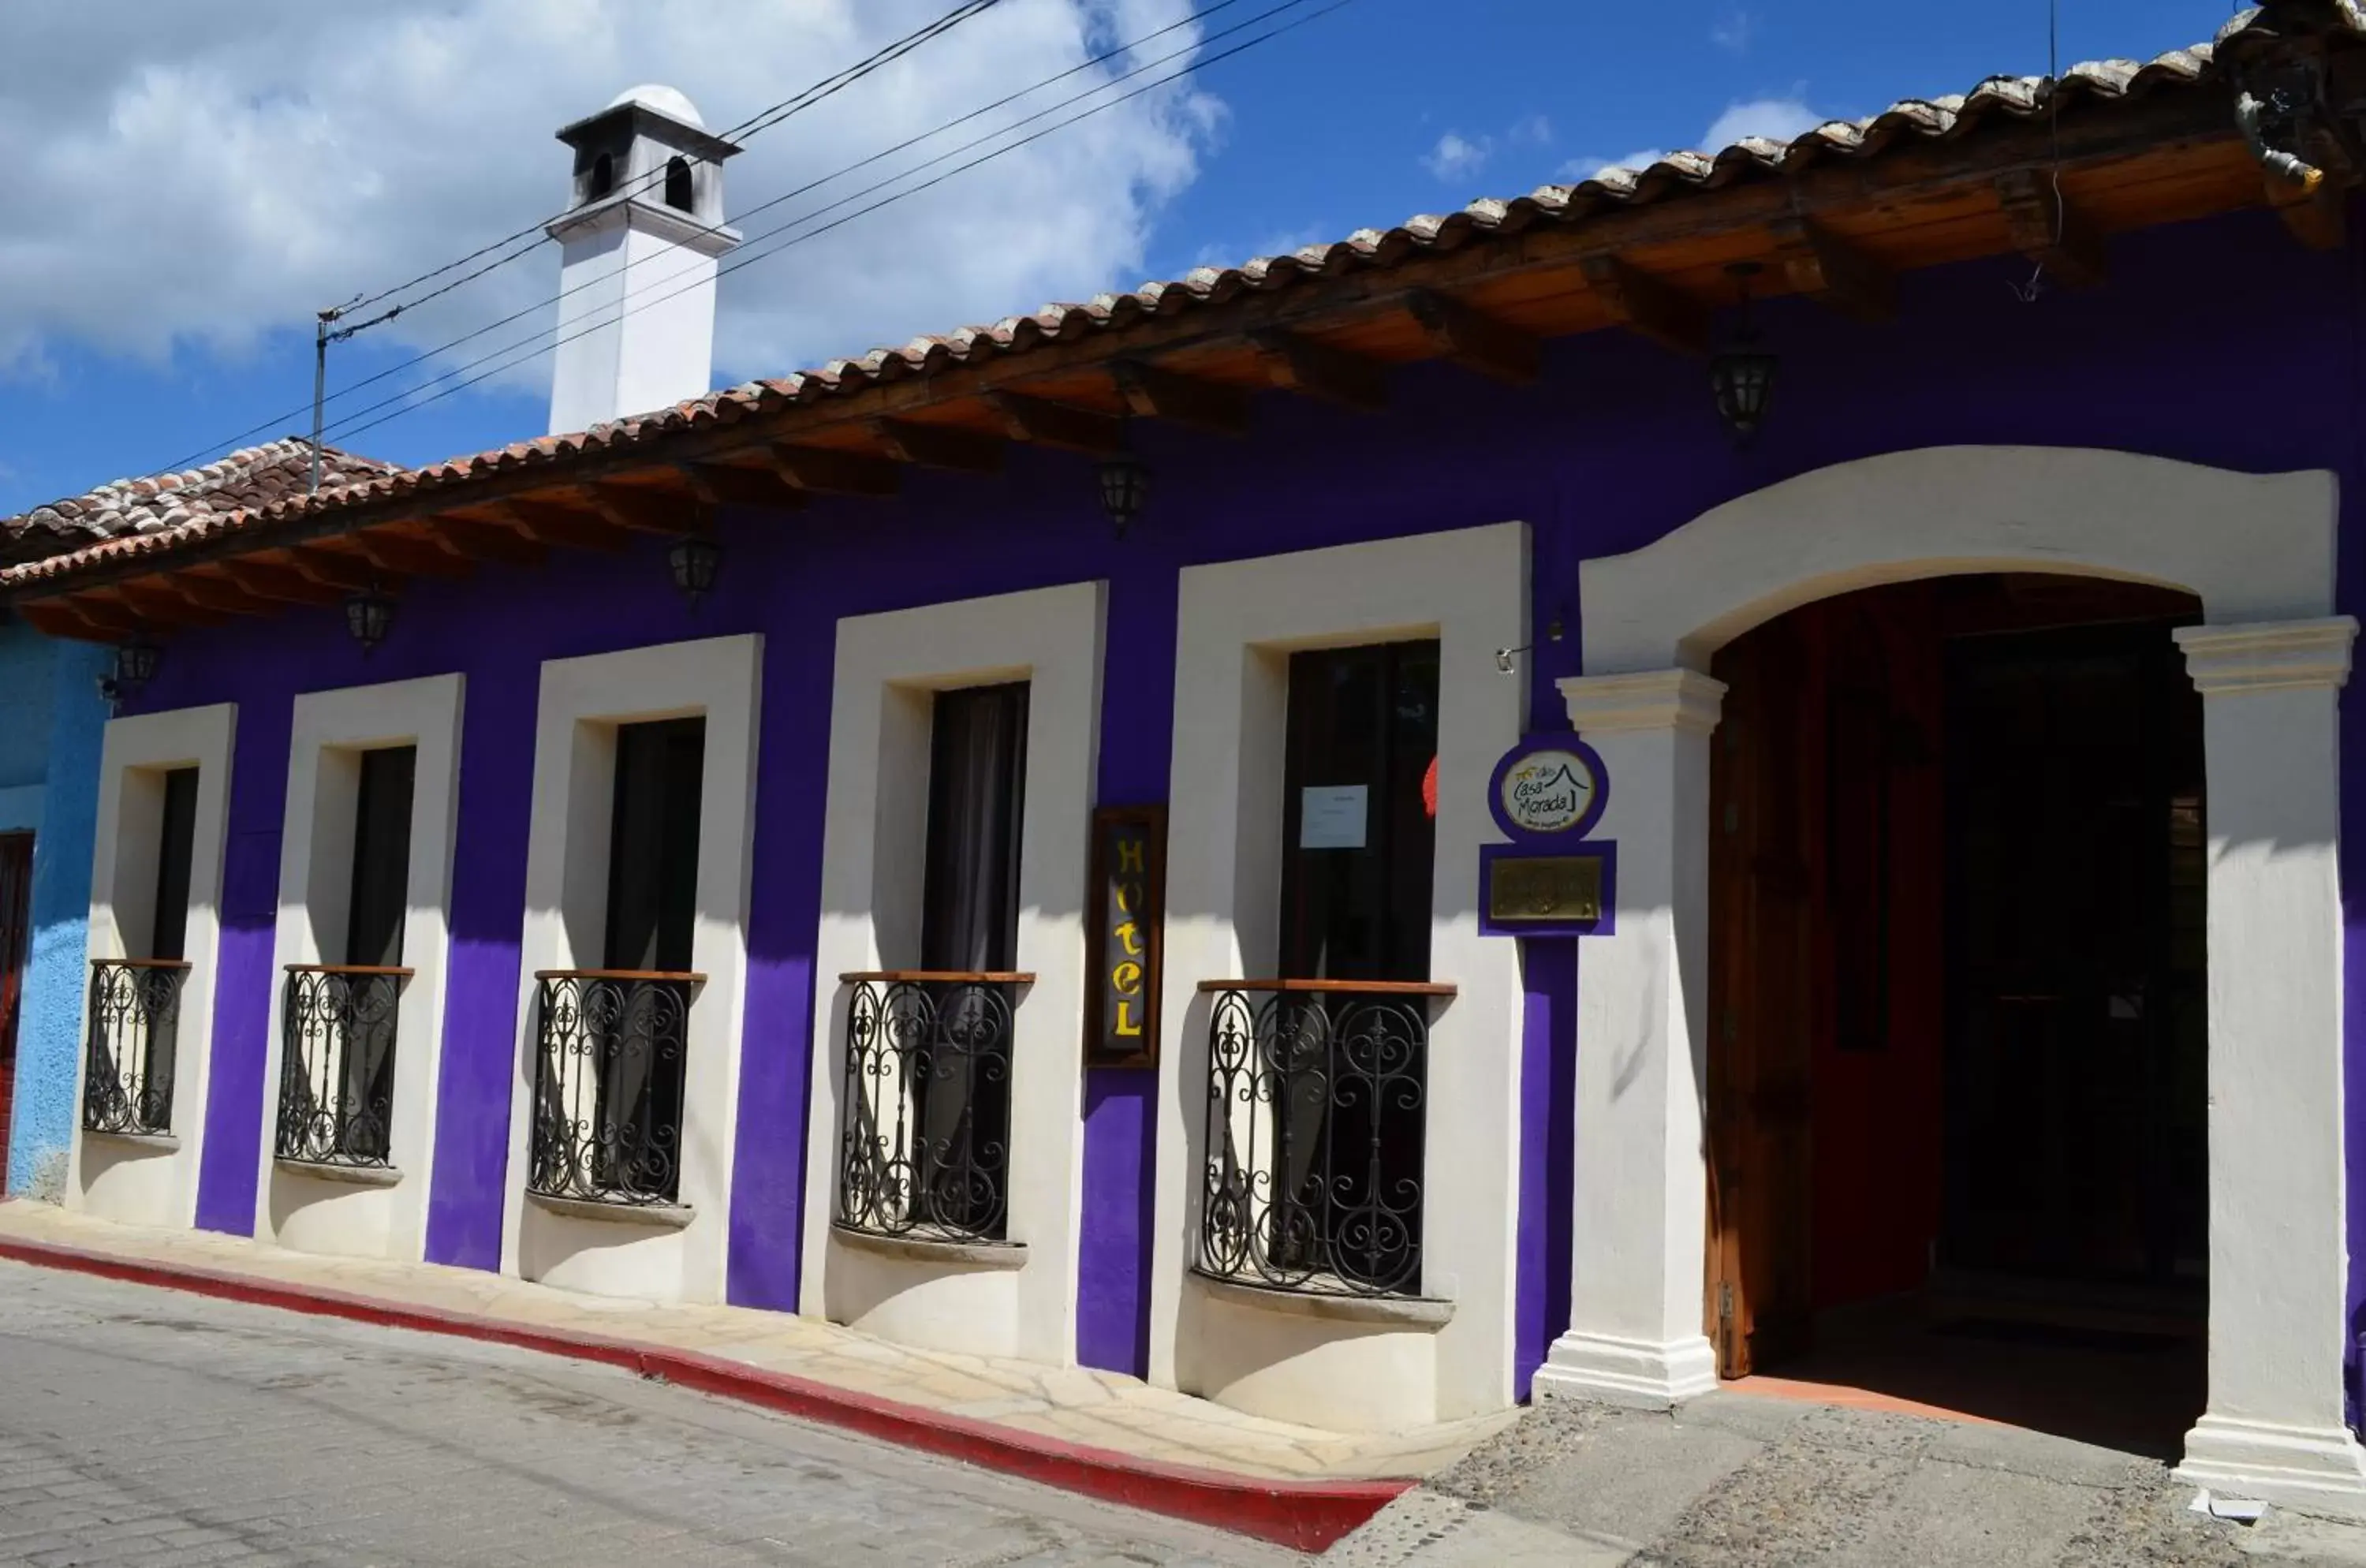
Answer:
[1558,668,1728,735]
[2175,617,2358,696]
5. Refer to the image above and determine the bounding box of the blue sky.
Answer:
[0,0,2246,517]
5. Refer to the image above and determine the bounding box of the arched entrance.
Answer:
[1531,447,2366,1516]
[1705,573,2206,1454]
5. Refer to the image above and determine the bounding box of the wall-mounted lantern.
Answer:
[668,534,722,610]
[1097,455,1152,539]
[344,582,397,655]
[1709,261,1778,449]
[101,630,162,706]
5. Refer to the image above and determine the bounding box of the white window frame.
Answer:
[801,581,1104,1367]
[69,703,237,1230]
[502,634,762,1306]
[1149,521,1528,1431]
[256,674,464,1261]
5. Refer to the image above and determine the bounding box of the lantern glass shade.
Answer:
[1710,348,1778,447]
[669,535,721,607]
[114,636,160,694]
[345,587,397,653]
[1096,457,1151,538]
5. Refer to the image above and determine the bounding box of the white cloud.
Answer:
[1703,95,1824,147]
[0,0,1222,400]
[1710,9,1755,54]
[1422,130,1492,181]
[1561,148,1670,181]
[1508,114,1553,147]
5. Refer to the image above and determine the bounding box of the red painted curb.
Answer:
[0,1234,1409,1552]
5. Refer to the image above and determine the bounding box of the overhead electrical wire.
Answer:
[157,0,1009,471]
[319,0,1338,447]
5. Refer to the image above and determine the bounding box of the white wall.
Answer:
[69,704,236,1228]
[256,674,464,1262]
[800,581,1105,1366]
[1149,521,1529,1431]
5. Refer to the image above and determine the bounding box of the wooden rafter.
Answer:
[1769,216,1895,323]
[1111,360,1252,436]
[214,558,345,606]
[353,531,473,581]
[677,462,808,510]
[1995,168,2110,288]
[114,580,223,629]
[578,484,690,535]
[435,517,549,566]
[771,443,901,497]
[1577,256,1710,357]
[169,573,276,617]
[1250,329,1389,412]
[286,547,389,592]
[480,498,633,552]
[869,419,1005,474]
[1404,289,1542,383]
[983,391,1126,457]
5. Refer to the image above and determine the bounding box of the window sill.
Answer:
[527,1192,695,1230]
[1190,1271,1454,1328]
[830,1223,1028,1271]
[274,1157,401,1189]
[83,1129,179,1155]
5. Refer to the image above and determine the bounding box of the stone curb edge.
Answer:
[0,1234,1409,1552]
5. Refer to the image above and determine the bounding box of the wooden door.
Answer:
[1706,620,1819,1376]
[0,831,33,1157]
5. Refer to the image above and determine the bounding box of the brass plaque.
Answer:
[1490,855,1603,924]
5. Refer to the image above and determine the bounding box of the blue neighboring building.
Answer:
[0,440,395,1197]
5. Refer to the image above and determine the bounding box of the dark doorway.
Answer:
[1706,574,2207,1456]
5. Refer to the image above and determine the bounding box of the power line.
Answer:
[327,0,1005,327]
[315,0,1306,442]
[159,0,1011,471]
[323,0,1358,448]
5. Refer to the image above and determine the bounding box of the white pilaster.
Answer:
[1530,668,1726,1409]
[2172,616,2366,1516]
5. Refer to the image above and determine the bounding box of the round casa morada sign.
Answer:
[1487,734,1610,844]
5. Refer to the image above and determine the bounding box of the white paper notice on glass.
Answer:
[1299,784,1369,849]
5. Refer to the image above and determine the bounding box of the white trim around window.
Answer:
[69,703,237,1230]
[800,581,1105,1366]
[1149,521,1529,1431]
[501,635,763,1306]
[255,674,465,1263]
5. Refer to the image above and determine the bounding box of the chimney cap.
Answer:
[555,84,741,162]
[608,83,705,127]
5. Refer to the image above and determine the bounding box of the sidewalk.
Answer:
[0,1200,1506,1552]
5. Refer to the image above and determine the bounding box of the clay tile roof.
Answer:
[0,5,2345,593]
[1,438,401,566]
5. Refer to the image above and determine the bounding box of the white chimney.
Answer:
[546,85,742,435]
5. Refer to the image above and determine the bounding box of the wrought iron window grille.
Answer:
[836,971,1031,1245]
[82,958,189,1137]
[529,969,702,1208]
[1196,979,1454,1300]
[276,965,410,1168]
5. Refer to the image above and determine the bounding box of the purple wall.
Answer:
[140,207,2364,1395]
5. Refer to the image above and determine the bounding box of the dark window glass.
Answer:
[604,718,705,973]
[920,684,1030,974]
[152,767,200,961]
[345,747,416,971]
[664,155,694,212]
[1278,640,1440,981]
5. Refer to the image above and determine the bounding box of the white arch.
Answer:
[1580,446,2335,674]
[1540,445,2366,1518]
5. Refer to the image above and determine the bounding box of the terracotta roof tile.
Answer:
[1,438,399,566]
[0,8,2330,592]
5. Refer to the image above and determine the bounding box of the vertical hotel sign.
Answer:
[1084,805,1164,1067]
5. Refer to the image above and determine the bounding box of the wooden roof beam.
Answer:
[1995,168,2109,288]
[869,419,1005,474]
[207,559,344,607]
[19,596,129,640]
[114,580,223,629]
[2265,165,2349,251]
[771,442,901,497]
[1770,216,1895,323]
[1405,289,1542,383]
[479,498,633,552]
[1111,360,1252,436]
[1577,256,1710,357]
[168,573,277,618]
[435,517,548,567]
[984,391,1128,457]
[578,483,693,535]
[289,546,397,592]
[1250,330,1389,413]
[677,462,809,510]
[353,531,472,581]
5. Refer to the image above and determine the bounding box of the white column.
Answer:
[1531,668,1726,1409]
[2173,616,2366,1514]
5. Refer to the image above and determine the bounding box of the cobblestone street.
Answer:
[0,1263,1292,1567]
